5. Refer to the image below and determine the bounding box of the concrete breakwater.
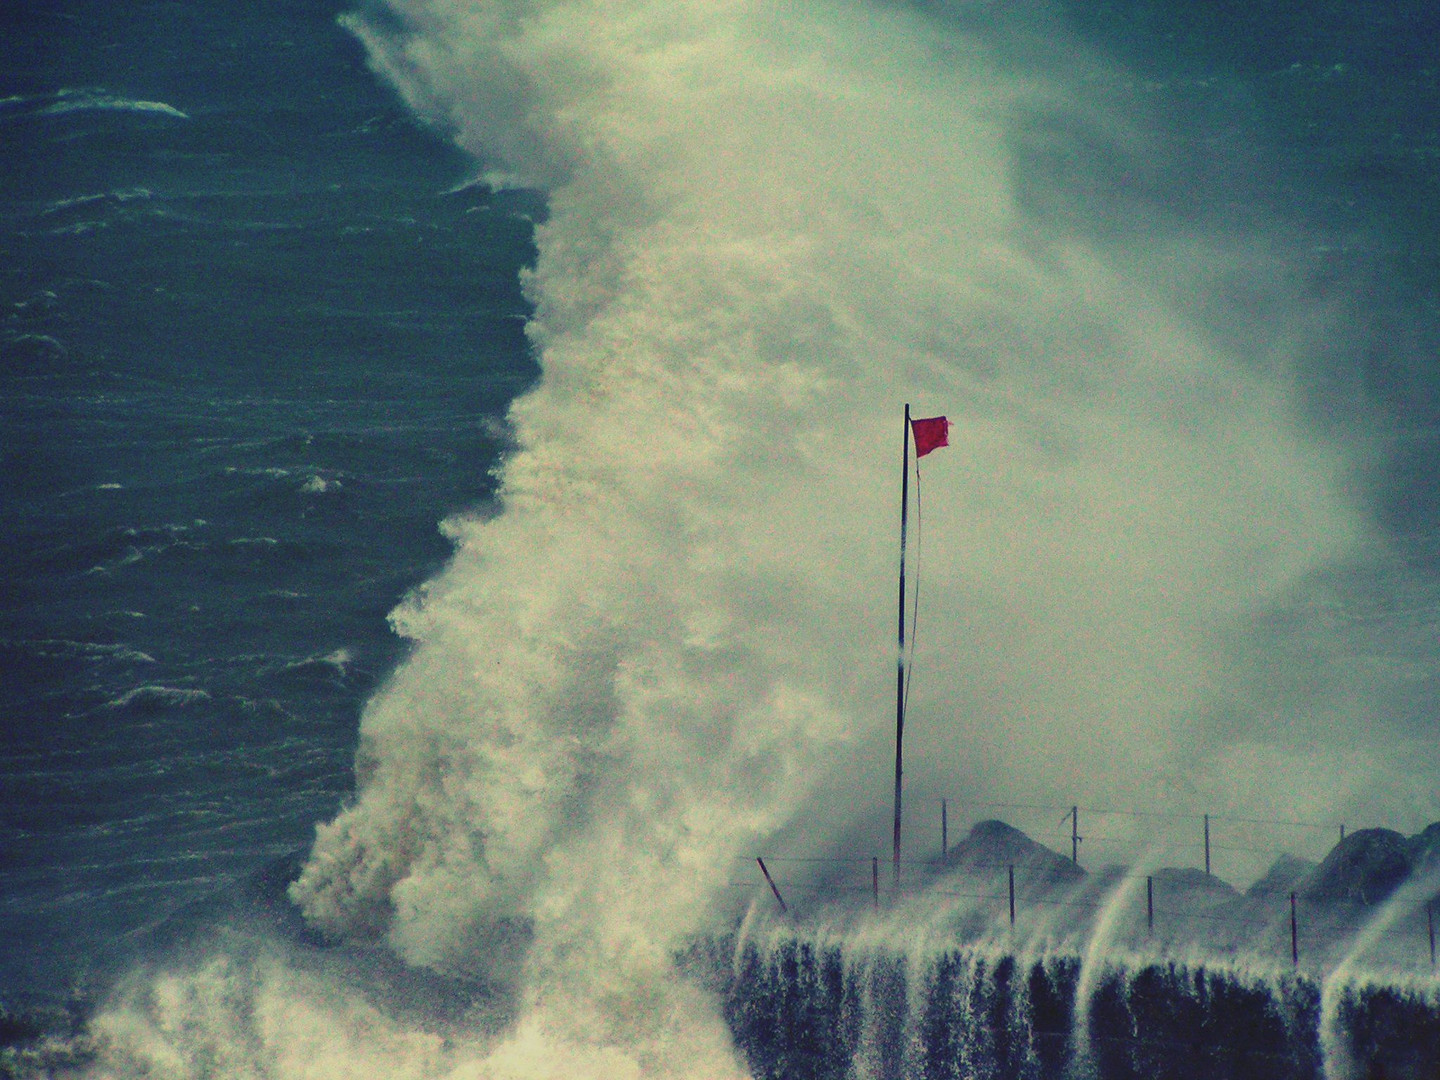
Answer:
[709,938,1440,1080]
[695,819,1440,1080]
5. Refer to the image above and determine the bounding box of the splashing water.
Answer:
[74,0,1440,1076]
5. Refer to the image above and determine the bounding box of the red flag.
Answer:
[910,415,949,458]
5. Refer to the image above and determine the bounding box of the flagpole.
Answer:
[894,404,910,887]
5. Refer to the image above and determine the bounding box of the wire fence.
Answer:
[732,801,1440,971]
[931,799,1351,876]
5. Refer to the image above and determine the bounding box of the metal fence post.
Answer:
[757,858,787,915]
[1429,901,1436,967]
[1290,892,1299,967]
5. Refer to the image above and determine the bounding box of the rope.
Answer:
[904,455,923,718]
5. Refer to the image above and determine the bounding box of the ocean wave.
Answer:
[28,188,161,236]
[0,1008,90,1078]
[218,465,348,498]
[298,474,341,494]
[105,686,212,712]
[275,648,357,685]
[36,89,188,120]
[42,188,154,213]
[65,522,208,576]
[2,333,67,361]
[296,647,353,673]
[45,220,110,236]
[233,696,302,724]
[0,639,157,665]
[222,466,293,479]
[9,288,58,314]
[274,1,1434,1075]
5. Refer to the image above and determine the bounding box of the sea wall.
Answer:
[695,818,1440,1079]
[710,936,1440,1080]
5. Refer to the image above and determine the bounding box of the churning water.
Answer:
[4,0,1440,1076]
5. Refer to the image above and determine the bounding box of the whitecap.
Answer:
[11,289,58,311]
[299,475,339,494]
[106,686,212,710]
[39,91,188,120]
[47,220,105,236]
[44,188,153,212]
[223,466,292,479]
[279,648,355,682]
[7,639,156,665]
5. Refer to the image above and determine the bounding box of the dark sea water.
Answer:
[2,0,1440,1075]
[0,0,539,1000]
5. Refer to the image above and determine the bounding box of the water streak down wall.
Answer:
[704,938,1440,1080]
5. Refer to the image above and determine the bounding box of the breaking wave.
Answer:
[64,0,1440,1076]
[105,686,213,712]
[36,89,189,119]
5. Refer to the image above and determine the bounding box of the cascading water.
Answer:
[57,0,1440,1077]
[717,818,1440,1079]
[722,916,1440,1079]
